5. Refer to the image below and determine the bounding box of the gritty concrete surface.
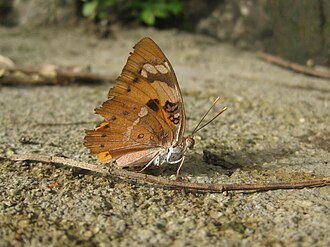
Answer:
[0,27,329,247]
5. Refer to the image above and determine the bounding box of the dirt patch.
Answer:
[0,26,329,246]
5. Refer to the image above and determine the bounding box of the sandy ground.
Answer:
[0,26,329,246]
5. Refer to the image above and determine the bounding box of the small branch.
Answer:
[0,59,114,85]
[257,51,330,79]
[10,153,330,193]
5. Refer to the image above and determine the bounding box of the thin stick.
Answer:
[0,63,113,85]
[257,51,330,79]
[9,154,330,193]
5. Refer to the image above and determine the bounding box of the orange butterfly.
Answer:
[84,37,226,176]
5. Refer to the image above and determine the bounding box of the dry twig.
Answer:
[0,56,113,85]
[10,153,330,193]
[257,51,330,79]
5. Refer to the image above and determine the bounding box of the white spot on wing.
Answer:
[123,117,141,141]
[143,64,157,74]
[132,118,140,125]
[164,62,171,71]
[141,69,148,78]
[123,107,148,141]
[138,107,148,117]
[124,126,133,141]
[155,64,168,74]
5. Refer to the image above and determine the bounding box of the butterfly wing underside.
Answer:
[84,37,186,167]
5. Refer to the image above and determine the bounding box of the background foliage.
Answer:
[81,0,183,26]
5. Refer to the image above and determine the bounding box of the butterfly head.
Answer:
[184,135,195,150]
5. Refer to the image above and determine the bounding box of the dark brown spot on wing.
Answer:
[141,72,173,86]
[146,99,160,112]
[173,118,180,124]
[164,100,178,113]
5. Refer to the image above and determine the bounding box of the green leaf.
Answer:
[98,11,109,20]
[141,8,155,25]
[169,1,182,14]
[82,1,98,18]
[81,0,183,26]
[154,8,167,18]
[103,0,117,7]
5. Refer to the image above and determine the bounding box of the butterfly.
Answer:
[84,37,226,176]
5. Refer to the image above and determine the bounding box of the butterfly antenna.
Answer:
[191,96,220,134]
[192,97,227,135]
[193,106,227,134]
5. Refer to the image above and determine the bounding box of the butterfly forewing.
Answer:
[109,37,186,143]
[84,37,186,166]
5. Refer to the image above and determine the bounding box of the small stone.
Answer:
[18,219,29,228]
[83,230,93,238]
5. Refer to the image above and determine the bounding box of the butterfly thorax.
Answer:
[154,135,195,166]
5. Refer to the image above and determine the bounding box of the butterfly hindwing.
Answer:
[84,98,174,161]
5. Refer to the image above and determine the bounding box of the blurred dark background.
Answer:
[1,0,329,67]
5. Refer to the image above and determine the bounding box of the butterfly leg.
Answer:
[139,154,160,173]
[175,156,185,179]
